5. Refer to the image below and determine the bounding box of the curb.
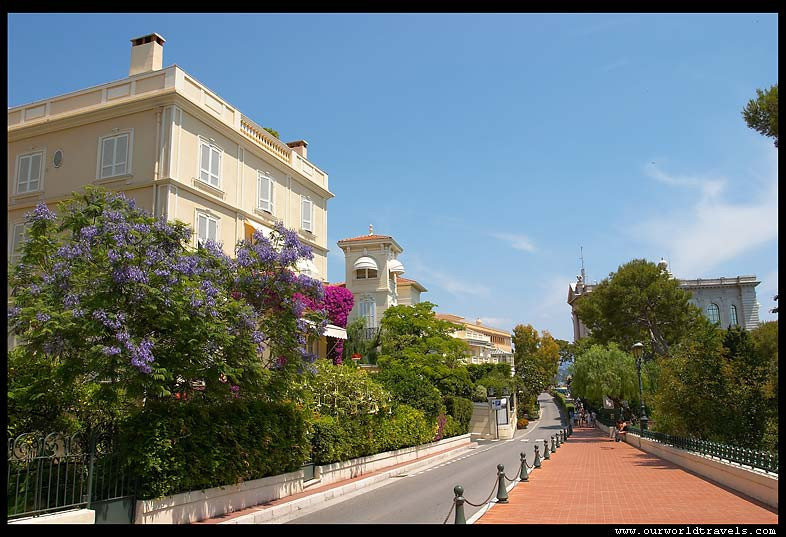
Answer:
[217,442,478,524]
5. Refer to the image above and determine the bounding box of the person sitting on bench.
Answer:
[615,420,628,442]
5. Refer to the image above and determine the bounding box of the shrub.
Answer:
[116,398,310,500]
[517,418,529,429]
[373,366,445,420]
[444,396,473,431]
[443,415,465,438]
[310,404,434,465]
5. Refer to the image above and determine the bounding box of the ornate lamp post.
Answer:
[631,342,649,431]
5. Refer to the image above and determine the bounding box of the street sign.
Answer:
[491,398,507,410]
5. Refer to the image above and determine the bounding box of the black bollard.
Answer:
[519,453,529,481]
[453,485,466,524]
[543,439,550,460]
[533,445,542,468]
[496,464,509,503]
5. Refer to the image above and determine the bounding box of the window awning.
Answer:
[245,218,272,234]
[324,324,347,340]
[354,256,378,271]
[388,259,405,274]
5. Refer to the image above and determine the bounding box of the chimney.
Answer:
[287,140,308,159]
[129,33,165,76]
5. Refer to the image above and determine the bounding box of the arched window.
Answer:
[706,303,720,324]
[729,304,738,326]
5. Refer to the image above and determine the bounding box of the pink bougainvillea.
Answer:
[294,285,354,365]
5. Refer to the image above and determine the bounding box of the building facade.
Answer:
[567,260,761,342]
[434,314,515,372]
[8,34,333,281]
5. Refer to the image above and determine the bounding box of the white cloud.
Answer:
[490,232,536,253]
[477,317,515,331]
[632,158,778,276]
[600,58,629,73]
[406,258,490,298]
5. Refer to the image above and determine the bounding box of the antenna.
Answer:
[580,246,586,282]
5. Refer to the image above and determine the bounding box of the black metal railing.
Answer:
[362,327,380,341]
[628,426,778,475]
[7,431,137,521]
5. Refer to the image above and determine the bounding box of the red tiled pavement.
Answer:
[476,427,778,525]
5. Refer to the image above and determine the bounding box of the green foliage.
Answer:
[310,404,434,465]
[568,343,642,411]
[551,390,575,416]
[373,366,445,420]
[512,324,560,401]
[378,302,469,365]
[653,322,778,451]
[742,84,778,148]
[573,259,703,356]
[299,359,392,419]
[117,398,310,500]
[342,317,380,364]
[443,415,466,438]
[652,322,728,441]
[444,396,474,431]
[262,127,280,139]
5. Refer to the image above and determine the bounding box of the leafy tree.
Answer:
[378,302,468,365]
[742,84,778,148]
[376,302,472,397]
[512,324,560,400]
[7,187,325,435]
[751,321,778,451]
[568,343,640,412]
[573,259,704,356]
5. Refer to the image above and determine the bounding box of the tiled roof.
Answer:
[338,234,393,242]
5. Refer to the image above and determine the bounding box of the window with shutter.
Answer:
[258,173,273,213]
[199,141,222,188]
[98,133,130,179]
[10,223,30,263]
[301,197,313,233]
[196,213,219,247]
[16,152,44,194]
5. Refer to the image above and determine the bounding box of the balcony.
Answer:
[362,327,381,341]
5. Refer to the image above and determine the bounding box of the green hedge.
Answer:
[551,390,575,418]
[116,399,310,500]
[310,404,435,465]
[373,366,445,420]
[444,396,473,434]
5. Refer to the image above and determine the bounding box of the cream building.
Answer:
[336,227,427,337]
[8,33,332,281]
[567,260,761,342]
[434,314,515,372]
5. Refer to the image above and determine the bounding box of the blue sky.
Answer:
[8,13,778,341]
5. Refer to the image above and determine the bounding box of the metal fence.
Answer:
[7,431,137,522]
[627,426,778,475]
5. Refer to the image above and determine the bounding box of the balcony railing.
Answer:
[362,327,380,341]
[627,426,778,475]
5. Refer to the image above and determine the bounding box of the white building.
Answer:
[568,259,761,342]
[336,227,427,336]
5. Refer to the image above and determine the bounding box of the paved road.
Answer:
[288,392,566,524]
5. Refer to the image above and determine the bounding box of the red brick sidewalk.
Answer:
[476,427,778,524]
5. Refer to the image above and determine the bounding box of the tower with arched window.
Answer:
[337,226,427,338]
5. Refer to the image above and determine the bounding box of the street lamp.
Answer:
[631,342,649,431]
